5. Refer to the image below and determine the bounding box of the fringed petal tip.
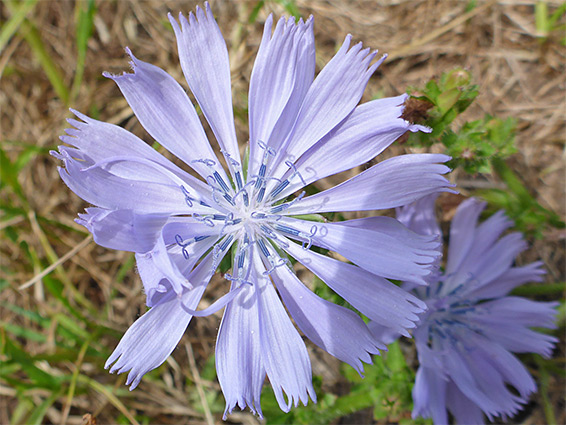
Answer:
[222,401,264,421]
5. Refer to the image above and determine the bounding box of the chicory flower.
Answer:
[54,3,455,417]
[391,195,558,424]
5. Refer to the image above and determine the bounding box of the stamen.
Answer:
[174,234,210,260]
[218,234,235,251]
[193,213,215,227]
[253,141,278,201]
[259,224,289,247]
[180,185,194,207]
[210,234,235,274]
[224,272,253,286]
[256,186,266,203]
[263,257,290,276]
[257,238,270,258]
[272,223,317,250]
[235,171,243,191]
[214,171,231,193]
[269,191,305,214]
[302,225,318,250]
[175,234,191,259]
[220,212,242,235]
[284,160,307,186]
[221,150,240,169]
[269,160,306,201]
[269,179,290,200]
[206,176,222,204]
[191,158,216,167]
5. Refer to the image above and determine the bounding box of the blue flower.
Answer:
[391,195,558,424]
[53,3,455,418]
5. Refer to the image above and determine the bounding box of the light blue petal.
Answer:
[274,95,431,200]
[444,197,487,276]
[396,193,442,238]
[76,208,168,252]
[271,261,383,373]
[55,148,191,214]
[105,253,216,389]
[283,238,426,332]
[103,49,226,181]
[169,5,240,170]
[253,253,316,411]
[412,366,448,424]
[445,380,485,425]
[266,35,386,183]
[216,283,265,419]
[247,15,314,179]
[283,154,455,215]
[467,261,545,299]
[60,109,211,196]
[281,216,440,285]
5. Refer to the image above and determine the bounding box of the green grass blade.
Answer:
[70,0,96,101]
[27,391,62,425]
[5,0,70,103]
[0,0,38,52]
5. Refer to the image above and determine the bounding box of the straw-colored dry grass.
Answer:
[1,0,564,424]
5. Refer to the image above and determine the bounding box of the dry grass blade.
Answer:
[186,343,215,425]
[387,0,498,61]
[19,235,93,290]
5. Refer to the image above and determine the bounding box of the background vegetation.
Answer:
[1,0,564,424]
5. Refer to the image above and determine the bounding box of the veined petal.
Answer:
[367,322,403,345]
[444,197,486,275]
[412,366,449,425]
[396,193,441,238]
[268,35,385,180]
[474,320,557,359]
[446,232,527,296]
[103,49,226,180]
[76,208,168,252]
[105,254,215,389]
[467,261,545,299]
[136,233,218,307]
[136,232,190,296]
[467,332,536,400]
[464,232,527,289]
[60,109,211,196]
[248,15,315,179]
[444,340,524,420]
[446,205,513,277]
[475,297,559,329]
[282,238,426,333]
[445,380,485,425]
[55,148,192,214]
[275,95,430,199]
[169,5,240,167]
[280,216,440,284]
[105,294,194,390]
[271,261,383,373]
[253,253,315,411]
[283,154,455,215]
[216,283,265,419]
